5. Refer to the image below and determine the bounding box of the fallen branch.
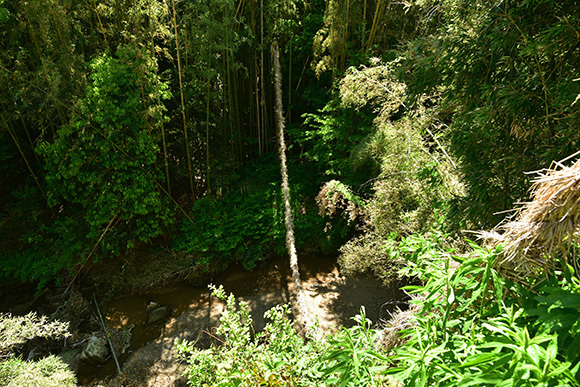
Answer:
[93,294,122,375]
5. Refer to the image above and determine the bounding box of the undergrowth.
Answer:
[177,235,580,386]
[0,313,76,386]
[385,234,580,386]
[176,284,396,386]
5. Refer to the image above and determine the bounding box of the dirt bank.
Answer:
[84,255,405,386]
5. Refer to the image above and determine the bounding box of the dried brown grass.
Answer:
[378,294,424,353]
[482,151,580,280]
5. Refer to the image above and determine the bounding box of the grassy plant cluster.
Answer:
[0,312,70,358]
[0,355,77,387]
[384,234,580,386]
[177,285,396,387]
[337,232,398,284]
[0,313,76,386]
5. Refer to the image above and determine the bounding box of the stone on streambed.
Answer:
[80,335,109,365]
[59,347,83,373]
[147,303,171,325]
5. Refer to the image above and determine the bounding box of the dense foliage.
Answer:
[387,234,580,386]
[1,0,576,283]
[402,0,580,227]
[1,0,579,385]
[177,285,394,386]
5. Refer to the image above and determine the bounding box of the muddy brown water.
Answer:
[2,255,407,386]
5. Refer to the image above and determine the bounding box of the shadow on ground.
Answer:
[85,255,407,386]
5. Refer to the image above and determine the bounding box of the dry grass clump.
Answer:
[316,180,368,229]
[378,294,423,353]
[483,152,580,279]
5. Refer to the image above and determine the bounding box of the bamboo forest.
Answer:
[1,0,580,385]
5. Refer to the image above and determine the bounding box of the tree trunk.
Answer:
[272,41,313,333]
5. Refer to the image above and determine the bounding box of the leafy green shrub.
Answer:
[298,98,375,184]
[177,285,398,386]
[0,313,76,387]
[385,235,580,386]
[0,313,70,358]
[174,157,332,270]
[39,48,173,252]
[525,259,580,372]
[319,307,392,387]
[1,217,87,288]
[12,47,174,286]
[174,187,286,271]
[0,356,77,387]
[176,285,326,386]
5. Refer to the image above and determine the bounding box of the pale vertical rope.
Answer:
[272,41,314,332]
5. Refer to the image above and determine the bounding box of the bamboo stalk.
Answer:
[19,116,42,169]
[343,0,350,71]
[255,54,262,155]
[294,55,311,92]
[172,0,196,200]
[232,60,242,162]
[64,211,120,295]
[260,0,265,155]
[93,0,109,51]
[93,294,122,375]
[1,114,48,204]
[224,4,236,162]
[152,37,172,196]
[235,0,244,19]
[25,12,68,126]
[205,80,211,193]
[362,0,367,50]
[366,0,383,52]
[288,42,292,126]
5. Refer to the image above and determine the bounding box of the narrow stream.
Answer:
[2,255,406,385]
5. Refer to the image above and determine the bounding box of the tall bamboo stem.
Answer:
[1,114,48,204]
[152,39,171,196]
[288,42,292,126]
[366,0,383,52]
[172,0,195,200]
[255,54,262,155]
[260,0,265,155]
[19,116,41,168]
[205,81,211,194]
[362,0,367,50]
[342,0,350,71]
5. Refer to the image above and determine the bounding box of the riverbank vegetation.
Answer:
[1,0,580,385]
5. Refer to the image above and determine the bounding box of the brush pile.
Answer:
[483,152,580,279]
